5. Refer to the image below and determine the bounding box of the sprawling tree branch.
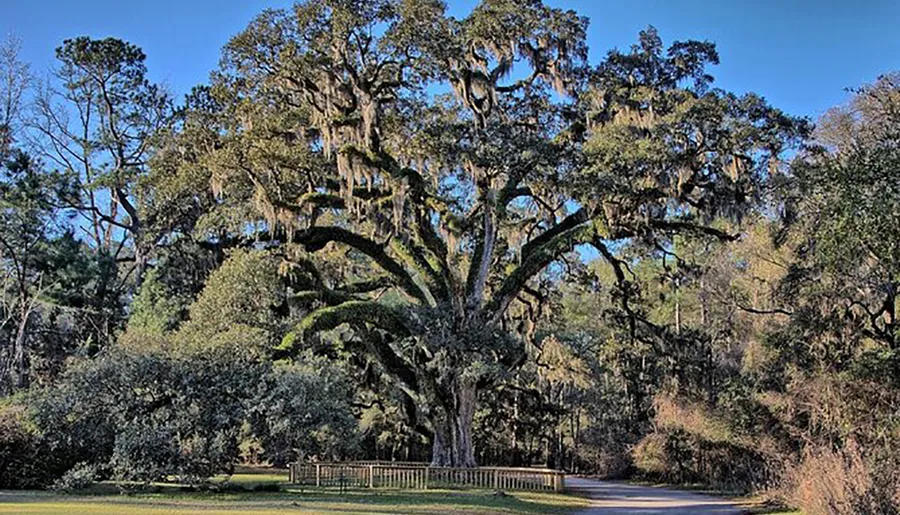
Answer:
[294,300,412,339]
[283,300,419,391]
[520,208,591,261]
[487,218,607,321]
[390,238,446,304]
[292,226,429,304]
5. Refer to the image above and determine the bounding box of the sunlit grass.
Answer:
[0,468,589,515]
[0,490,588,515]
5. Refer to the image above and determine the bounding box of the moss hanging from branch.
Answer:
[295,300,413,342]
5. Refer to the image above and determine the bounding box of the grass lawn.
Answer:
[0,469,590,515]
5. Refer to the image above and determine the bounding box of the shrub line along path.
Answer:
[567,477,745,514]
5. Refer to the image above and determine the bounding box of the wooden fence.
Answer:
[288,461,565,492]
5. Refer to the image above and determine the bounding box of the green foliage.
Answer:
[0,402,48,488]
[51,36,170,192]
[49,462,99,492]
[125,269,188,339]
[580,27,807,228]
[1,149,118,391]
[248,355,358,466]
[31,348,260,484]
[175,249,287,355]
[27,345,357,485]
[777,74,900,363]
[0,34,179,393]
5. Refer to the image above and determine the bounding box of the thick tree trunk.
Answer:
[430,377,477,468]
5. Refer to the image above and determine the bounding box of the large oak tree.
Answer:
[166,0,805,466]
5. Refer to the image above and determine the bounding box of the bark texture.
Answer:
[430,377,477,468]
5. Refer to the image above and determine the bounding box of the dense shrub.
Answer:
[632,374,900,504]
[766,374,900,514]
[32,348,256,485]
[49,462,100,492]
[782,441,900,515]
[633,428,774,491]
[632,396,776,492]
[248,356,359,466]
[0,403,43,488]
[0,399,101,488]
[20,347,358,486]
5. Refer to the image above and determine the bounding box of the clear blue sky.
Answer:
[4,0,899,120]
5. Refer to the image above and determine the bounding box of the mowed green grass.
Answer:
[0,469,590,515]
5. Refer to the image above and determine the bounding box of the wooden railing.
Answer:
[288,461,565,492]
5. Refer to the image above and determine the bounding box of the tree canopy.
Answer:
[147,0,806,466]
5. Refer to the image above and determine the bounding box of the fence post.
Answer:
[315,464,321,487]
[368,465,374,488]
[553,472,564,492]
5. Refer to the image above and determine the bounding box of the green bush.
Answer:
[0,403,43,488]
[248,354,359,466]
[49,462,100,492]
[16,347,359,487]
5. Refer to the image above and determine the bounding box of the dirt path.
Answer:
[567,477,745,514]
